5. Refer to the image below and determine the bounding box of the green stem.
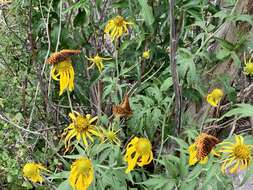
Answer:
[115,43,119,80]
[200,106,210,132]
[114,40,120,101]
[156,94,175,163]
[67,90,73,113]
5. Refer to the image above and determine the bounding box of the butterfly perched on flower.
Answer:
[112,95,132,118]
[46,49,81,64]
[188,133,219,166]
[195,133,219,159]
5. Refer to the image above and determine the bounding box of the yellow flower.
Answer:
[69,157,93,190]
[87,54,112,73]
[188,143,208,166]
[220,135,252,173]
[206,88,224,107]
[63,112,100,151]
[142,50,150,59]
[188,133,219,166]
[51,58,74,96]
[124,137,153,173]
[23,163,48,183]
[243,57,253,76]
[104,16,133,41]
[100,124,121,146]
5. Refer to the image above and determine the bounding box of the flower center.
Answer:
[211,89,223,99]
[233,145,251,160]
[23,164,38,176]
[93,56,102,64]
[245,63,253,74]
[136,138,151,155]
[114,16,124,27]
[143,51,150,58]
[107,131,115,140]
[74,116,89,132]
[56,60,72,71]
[77,159,92,175]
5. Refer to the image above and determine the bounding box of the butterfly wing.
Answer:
[197,134,219,159]
[112,95,133,118]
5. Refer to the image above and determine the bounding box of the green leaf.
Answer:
[213,10,229,20]
[137,0,155,27]
[180,180,197,190]
[186,164,202,181]
[168,135,188,149]
[162,181,175,190]
[218,103,253,121]
[74,9,90,27]
[231,52,241,67]
[216,48,231,60]
[203,164,219,186]
[63,0,88,13]
[57,180,72,190]
[160,77,173,91]
[140,176,175,190]
[112,0,129,8]
[215,37,234,50]
[48,171,70,180]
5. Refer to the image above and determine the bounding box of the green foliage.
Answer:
[219,104,253,120]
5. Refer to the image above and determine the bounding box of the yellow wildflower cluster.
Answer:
[21,12,253,190]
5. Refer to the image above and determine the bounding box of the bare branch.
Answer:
[169,0,182,135]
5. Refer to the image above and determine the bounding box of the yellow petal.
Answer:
[229,160,240,173]
[125,152,139,173]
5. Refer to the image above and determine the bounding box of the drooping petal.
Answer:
[125,152,139,173]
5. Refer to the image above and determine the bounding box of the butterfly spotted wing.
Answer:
[112,95,133,118]
[196,133,219,160]
[46,49,81,64]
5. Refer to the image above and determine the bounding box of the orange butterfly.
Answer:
[112,95,133,118]
[195,133,219,160]
[46,49,81,64]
